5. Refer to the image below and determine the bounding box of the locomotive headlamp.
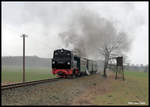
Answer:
[55,52,58,55]
[67,62,70,65]
[52,61,55,64]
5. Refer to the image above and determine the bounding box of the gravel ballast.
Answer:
[2,73,103,105]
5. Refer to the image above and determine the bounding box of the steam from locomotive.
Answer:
[59,9,130,59]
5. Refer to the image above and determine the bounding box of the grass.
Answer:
[2,66,56,83]
[124,71,148,78]
[93,71,149,105]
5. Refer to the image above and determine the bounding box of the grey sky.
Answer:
[2,2,148,65]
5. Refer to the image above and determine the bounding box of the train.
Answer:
[52,48,98,78]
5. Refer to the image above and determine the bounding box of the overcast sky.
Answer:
[2,2,148,65]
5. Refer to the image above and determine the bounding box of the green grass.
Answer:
[2,67,56,83]
[124,71,148,78]
[93,71,149,105]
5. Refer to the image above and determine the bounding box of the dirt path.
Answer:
[71,71,117,105]
[71,71,148,105]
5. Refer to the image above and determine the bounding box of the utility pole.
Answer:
[21,34,28,83]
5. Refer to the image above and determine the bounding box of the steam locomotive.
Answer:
[52,48,97,78]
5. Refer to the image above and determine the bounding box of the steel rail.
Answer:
[1,77,62,90]
[1,73,98,91]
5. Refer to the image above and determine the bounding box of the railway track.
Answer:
[1,73,98,91]
[1,77,62,91]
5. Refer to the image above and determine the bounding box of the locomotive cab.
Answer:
[52,49,72,69]
[52,49,74,77]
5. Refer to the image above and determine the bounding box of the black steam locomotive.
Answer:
[52,48,97,78]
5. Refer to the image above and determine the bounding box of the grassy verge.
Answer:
[93,71,149,105]
[2,67,56,83]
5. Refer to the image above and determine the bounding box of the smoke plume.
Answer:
[59,9,130,59]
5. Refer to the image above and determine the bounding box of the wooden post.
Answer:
[122,65,124,80]
[21,34,28,83]
[115,66,118,80]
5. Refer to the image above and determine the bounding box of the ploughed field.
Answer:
[2,71,148,105]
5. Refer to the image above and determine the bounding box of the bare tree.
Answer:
[99,32,130,77]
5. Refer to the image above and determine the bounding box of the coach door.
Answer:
[74,56,80,72]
